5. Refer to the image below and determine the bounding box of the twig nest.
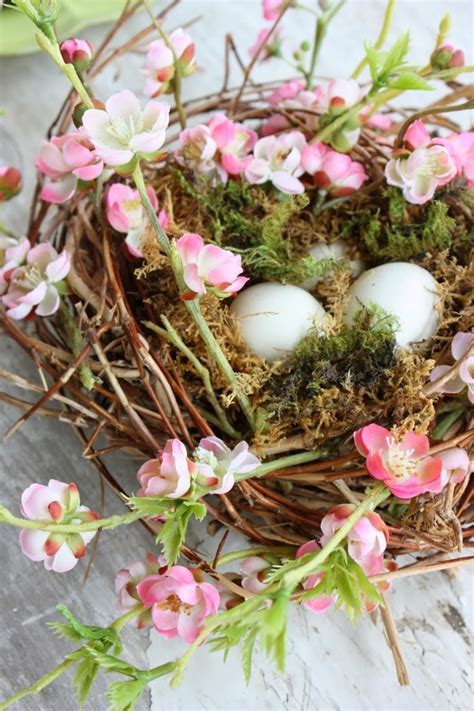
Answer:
[300,239,364,291]
[343,262,440,348]
[230,282,327,362]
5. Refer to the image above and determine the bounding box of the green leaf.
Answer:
[56,605,122,653]
[157,501,206,564]
[241,627,258,685]
[350,560,384,607]
[72,654,100,707]
[388,73,433,90]
[84,648,136,676]
[48,621,83,643]
[365,42,380,82]
[107,679,146,711]
[381,32,410,74]
[432,406,466,439]
[127,496,173,518]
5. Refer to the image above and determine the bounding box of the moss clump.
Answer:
[268,305,398,418]
[342,190,455,260]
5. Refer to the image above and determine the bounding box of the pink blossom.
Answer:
[437,448,471,487]
[240,556,271,593]
[431,43,465,70]
[36,133,103,204]
[82,90,169,168]
[303,146,367,195]
[137,566,220,643]
[354,424,446,499]
[19,479,98,573]
[142,28,195,98]
[175,232,248,297]
[59,38,93,70]
[0,166,22,201]
[385,144,457,204]
[2,243,70,320]
[0,235,30,295]
[262,0,287,20]
[263,81,320,135]
[137,438,195,498]
[194,436,260,494]
[177,124,219,177]
[245,131,307,194]
[248,27,283,62]
[360,107,392,131]
[115,553,165,628]
[403,119,431,150]
[105,183,169,258]
[430,332,474,404]
[268,80,306,107]
[320,504,389,576]
[441,132,474,186]
[318,78,362,113]
[296,540,334,614]
[208,114,257,178]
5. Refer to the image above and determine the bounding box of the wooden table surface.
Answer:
[1,2,472,709]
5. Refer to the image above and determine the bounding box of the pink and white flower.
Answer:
[302,145,367,195]
[142,28,196,98]
[245,131,307,194]
[19,479,98,573]
[105,183,169,258]
[248,27,283,62]
[354,423,446,499]
[194,436,261,494]
[137,438,195,498]
[82,90,169,168]
[0,166,22,201]
[137,566,220,643]
[263,81,321,135]
[240,556,271,594]
[296,540,334,614]
[320,504,389,576]
[175,232,248,297]
[439,132,474,186]
[59,38,93,70]
[318,79,362,114]
[431,43,465,70]
[208,114,257,178]
[177,123,219,177]
[437,448,471,487]
[0,235,30,294]
[115,553,165,628]
[36,133,103,204]
[430,332,474,404]
[262,0,287,20]
[2,243,70,320]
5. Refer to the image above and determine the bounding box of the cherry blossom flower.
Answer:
[245,131,307,194]
[175,232,248,297]
[115,553,165,628]
[240,556,271,593]
[137,566,220,643]
[0,235,30,295]
[263,81,321,135]
[194,436,261,494]
[429,332,474,404]
[296,540,334,614]
[142,28,195,98]
[82,90,170,168]
[59,38,93,70]
[354,423,446,499]
[262,0,287,20]
[385,119,457,204]
[105,183,169,258]
[19,480,98,573]
[302,145,367,195]
[36,133,103,204]
[437,448,471,487]
[137,438,195,498]
[431,43,465,70]
[0,166,22,201]
[320,504,389,576]
[248,27,283,62]
[208,114,257,178]
[2,243,70,320]
[440,132,474,186]
[177,123,219,177]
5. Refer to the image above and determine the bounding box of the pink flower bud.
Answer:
[431,43,465,70]
[296,540,334,613]
[142,28,195,97]
[0,235,30,295]
[248,27,283,62]
[137,566,220,643]
[175,232,248,297]
[19,479,98,573]
[240,556,271,593]
[137,438,195,498]
[262,0,288,21]
[115,554,165,628]
[305,149,367,196]
[60,38,93,71]
[0,166,22,201]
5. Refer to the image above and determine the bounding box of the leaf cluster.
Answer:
[366,33,432,92]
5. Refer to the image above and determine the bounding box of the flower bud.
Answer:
[60,38,93,71]
[0,166,22,201]
[430,43,465,70]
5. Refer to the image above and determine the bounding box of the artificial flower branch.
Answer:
[0,503,143,533]
[351,0,396,79]
[305,0,346,88]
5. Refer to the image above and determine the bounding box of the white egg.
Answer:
[300,239,364,291]
[343,262,439,348]
[229,283,327,362]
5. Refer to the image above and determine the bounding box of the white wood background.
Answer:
[0,2,473,709]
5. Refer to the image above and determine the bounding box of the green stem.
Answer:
[35,32,94,109]
[306,0,346,88]
[60,302,96,391]
[0,504,143,534]
[280,484,390,589]
[216,545,295,568]
[352,0,396,79]
[237,448,329,482]
[0,221,19,239]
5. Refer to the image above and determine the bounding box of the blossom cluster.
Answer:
[137,436,261,498]
[1,237,70,320]
[430,332,474,405]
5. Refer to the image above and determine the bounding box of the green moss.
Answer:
[268,305,398,418]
